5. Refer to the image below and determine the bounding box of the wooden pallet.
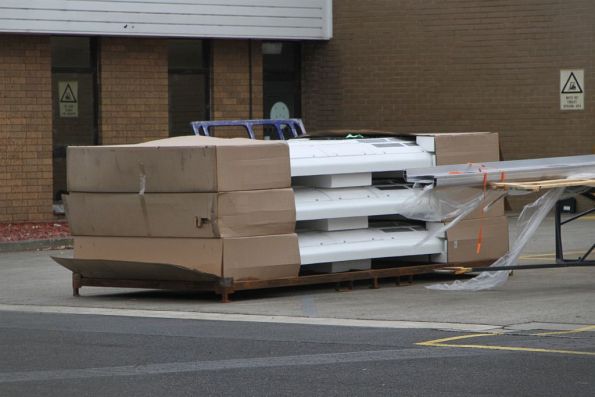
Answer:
[70,262,486,302]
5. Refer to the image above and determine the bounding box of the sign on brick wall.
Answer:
[58,81,78,118]
[560,70,584,111]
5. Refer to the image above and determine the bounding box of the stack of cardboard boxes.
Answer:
[60,132,509,288]
[415,133,509,263]
[64,136,301,281]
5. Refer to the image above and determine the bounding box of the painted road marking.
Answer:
[0,347,484,384]
[533,325,595,336]
[0,303,501,333]
[520,250,594,260]
[417,325,595,357]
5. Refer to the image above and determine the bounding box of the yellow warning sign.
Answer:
[59,81,78,117]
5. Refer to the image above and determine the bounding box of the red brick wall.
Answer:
[302,0,595,159]
[212,40,263,138]
[99,38,169,145]
[0,35,53,222]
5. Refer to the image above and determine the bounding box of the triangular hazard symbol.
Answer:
[561,73,583,94]
[60,84,77,103]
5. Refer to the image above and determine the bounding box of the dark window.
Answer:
[51,37,98,206]
[168,40,210,136]
[263,42,301,139]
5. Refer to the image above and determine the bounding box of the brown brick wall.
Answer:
[0,35,53,222]
[99,38,169,145]
[303,0,595,159]
[212,40,263,138]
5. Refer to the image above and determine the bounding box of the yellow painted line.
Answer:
[416,333,497,346]
[533,325,595,336]
[417,332,595,357]
[579,215,595,221]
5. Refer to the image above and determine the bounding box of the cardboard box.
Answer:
[414,132,500,165]
[65,189,296,238]
[433,186,505,221]
[414,133,504,220]
[67,135,290,193]
[432,215,509,263]
[73,234,300,281]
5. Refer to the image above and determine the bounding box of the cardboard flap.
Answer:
[216,189,296,237]
[73,236,223,277]
[222,234,300,280]
[434,133,500,165]
[215,143,291,191]
[52,257,219,282]
[446,216,508,241]
[65,193,217,237]
[67,136,291,193]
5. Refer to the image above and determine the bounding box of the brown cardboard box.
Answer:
[64,189,296,238]
[414,132,503,220]
[67,135,290,193]
[432,215,509,263]
[424,132,500,165]
[73,234,301,281]
[434,186,505,221]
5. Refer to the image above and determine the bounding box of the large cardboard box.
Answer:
[67,135,290,193]
[73,234,300,281]
[432,215,509,264]
[413,132,500,165]
[414,132,504,220]
[65,189,296,238]
[434,186,505,221]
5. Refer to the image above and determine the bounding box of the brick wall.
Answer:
[303,0,595,159]
[212,40,263,138]
[99,38,169,145]
[0,35,53,222]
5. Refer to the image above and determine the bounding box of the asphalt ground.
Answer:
[0,214,593,395]
[0,311,594,397]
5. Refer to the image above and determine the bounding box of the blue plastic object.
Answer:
[190,119,306,140]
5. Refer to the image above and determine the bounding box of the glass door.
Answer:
[51,37,98,209]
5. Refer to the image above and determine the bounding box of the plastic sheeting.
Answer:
[398,184,506,246]
[427,187,566,291]
[398,184,495,222]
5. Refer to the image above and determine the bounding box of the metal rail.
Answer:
[190,119,306,140]
[405,155,595,187]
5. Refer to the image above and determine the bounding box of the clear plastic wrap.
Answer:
[426,187,566,291]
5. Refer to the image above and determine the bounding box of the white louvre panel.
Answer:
[298,226,444,265]
[294,186,420,221]
[0,0,332,40]
[289,138,434,177]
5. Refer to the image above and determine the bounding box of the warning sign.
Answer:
[560,70,584,110]
[58,81,78,117]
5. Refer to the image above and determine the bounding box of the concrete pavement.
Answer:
[0,215,593,330]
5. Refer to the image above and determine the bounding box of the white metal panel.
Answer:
[294,186,421,221]
[293,173,372,188]
[289,138,435,177]
[298,226,444,265]
[0,0,332,40]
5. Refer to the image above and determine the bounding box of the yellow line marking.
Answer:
[533,325,595,336]
[580,215,595,221]
[416,333,497,346]
[417,332,595,357]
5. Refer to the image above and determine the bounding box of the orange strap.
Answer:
[476,225,483,255]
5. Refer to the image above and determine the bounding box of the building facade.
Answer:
[303,0,594,161]
[1,1,594,223]
[0,1,331,222]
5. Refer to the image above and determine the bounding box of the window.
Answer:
[51,37,98,206]
[168,40,210,136]
[263,42,301,139]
